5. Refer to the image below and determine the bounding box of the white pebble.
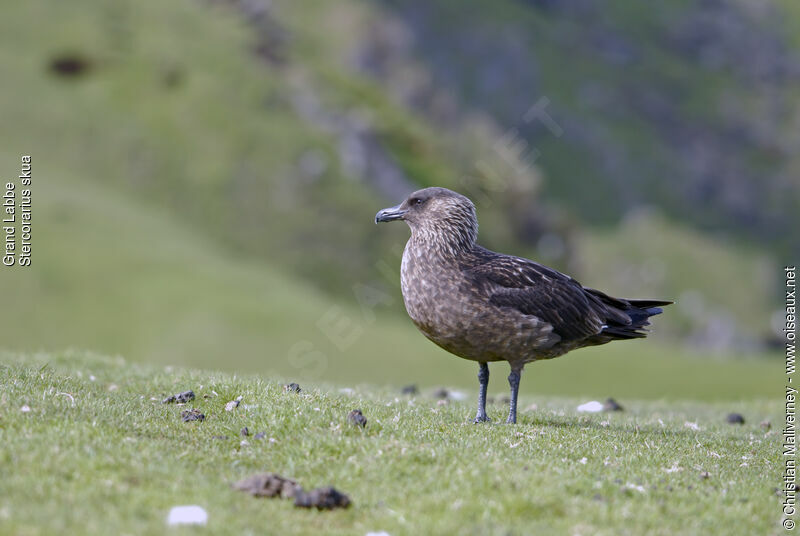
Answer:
[167,505,208,526]
[576,401,603,413]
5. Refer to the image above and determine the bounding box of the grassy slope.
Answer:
[0,0,782,342]
[0,168,781,401]
[0,352,782,535]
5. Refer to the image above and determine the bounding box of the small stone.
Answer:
[166,505,207,526]
[348,409,367,427]
[240,427,249,437]
[232,473,300,498]
[700,471,711,479]
[726,413,745,425]
[20,405,31,413]
[254,432,266,440]
[181,408,205,422]
[760,420,771,430]
[436,399,448,406]
[225,396,243,411]
[107,384,119,392]
[401,384,418,395]
[284,383,301,393]
[603,398,624,412]
[294,486,351,510]
[162,390,195,404]
[432,388,449,399]
[577,401,604,413]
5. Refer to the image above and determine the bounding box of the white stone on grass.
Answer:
[167,505,208,526]
[576,401,603,413]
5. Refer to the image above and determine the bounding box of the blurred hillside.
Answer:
[0,0,793,372]
[373,0,800,256]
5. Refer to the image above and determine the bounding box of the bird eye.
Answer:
[410,198,423,206]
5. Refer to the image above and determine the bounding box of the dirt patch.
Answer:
[294,487,351,510]
[181,408,205,422]
[162,390,195,404]
[401,384,418,395]
[233,473,300,499]
[284,383,302,393]
[432,388,449,399]
[726,413,745,425]
[603,398,624,412]
[348,409,367,427]
[49,54,91,78]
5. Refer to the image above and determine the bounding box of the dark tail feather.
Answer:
[597,298,673,341]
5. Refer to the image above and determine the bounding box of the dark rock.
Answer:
[726,413,745,425]
[284,383,302,393]
[603,398,624,412]
[232,473,300,499]
[181,408,205,422]
[432,388,449,399]
[162,390,195,404]
[294,486,351,510]
[49,55,91,78]
[240,427,250,437]
[401,384,418,395]
[348,409,367,428]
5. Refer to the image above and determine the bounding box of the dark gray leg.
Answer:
[473,362,490,423]
[506,365,522,424]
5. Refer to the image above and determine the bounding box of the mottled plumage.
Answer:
[375,187,671,423]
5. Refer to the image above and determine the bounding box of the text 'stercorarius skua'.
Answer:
[375,187,671,424]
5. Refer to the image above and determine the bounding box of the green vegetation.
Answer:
[0,352,782,535]
[0,169,780,400]
[0,0,786,365]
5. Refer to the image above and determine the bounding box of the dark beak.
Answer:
[375,204,407,223]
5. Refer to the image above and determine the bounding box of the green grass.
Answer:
[0,351,783,535]
[0,165,781,402]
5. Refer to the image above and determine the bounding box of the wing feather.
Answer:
[463,249,611,342]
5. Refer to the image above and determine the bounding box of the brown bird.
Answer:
[375,187,671,424]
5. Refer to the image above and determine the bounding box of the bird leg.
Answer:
[473,362,490,423]
[506,365,522,424]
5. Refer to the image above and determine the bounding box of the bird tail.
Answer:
[585,289,673,342]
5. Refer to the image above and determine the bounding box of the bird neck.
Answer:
[409,223,477,260]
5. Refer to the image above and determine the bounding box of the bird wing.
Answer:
[463,249,619,342]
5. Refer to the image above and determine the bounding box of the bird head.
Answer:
[375,187,478,248]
